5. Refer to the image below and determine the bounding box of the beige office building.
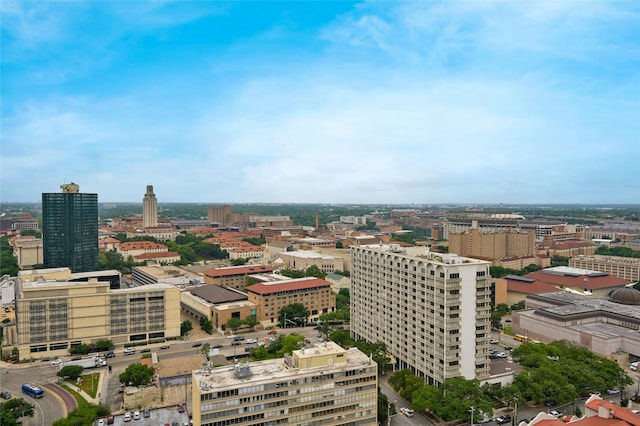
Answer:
[16,279,180,360]
[12,237,44,269]
[448,228,536,260]
[569,255,640,282]
[207,205,231,226]
[351,245,492,384]
[142,185,158,228]
[191,342,378,426]
[276,250,344,274]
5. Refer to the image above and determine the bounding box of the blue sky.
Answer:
[1,1,639,204]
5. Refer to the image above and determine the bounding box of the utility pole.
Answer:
[388,400,396,426]
[470,406,475,426]
[513,396,518,426]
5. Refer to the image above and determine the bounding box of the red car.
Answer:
[268,330,278,335]
[178,403,186,413]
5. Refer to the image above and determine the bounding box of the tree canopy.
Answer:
[119,363,155,387]
[279,304,310,327]
[52,403,110,426]
[0,398,34,426]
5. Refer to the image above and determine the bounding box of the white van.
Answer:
[631,361,639,371]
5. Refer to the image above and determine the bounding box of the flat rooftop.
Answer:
[194,343,371,392]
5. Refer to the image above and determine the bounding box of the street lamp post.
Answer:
[388,400,396,426]
[513,396,519,426]
[470,406,475,426]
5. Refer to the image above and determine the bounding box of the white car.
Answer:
[133,410,140,420]
[489,339,499,344]
[549,410,562,419]
[123,412,132,422]
[606,388,620,395]
[227,335,237,339]
[246,339,257,344]
[97,419,105,426]
[400,407,414,417]
[51,359,63,365]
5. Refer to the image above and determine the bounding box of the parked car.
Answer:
[489,339,499,344]
[98,419,105,426]
[549,410,562,419]
[192,342,202,347]
[589,391,601,397]
[143,409,150,418]
[124,348,136,355]
[133,410,141,420]
[246,339,257,344]
[268,330,278,335]
[234,336,243,341]
[0,391,12,399]
[496,415,512,424]
[606,388,620,395]
[232,341,241,346]
[631,361,639,371]
[178,403,186,413]
[123,412,132,422]
[227,335,237,339]
[51,359,63,365]
[106,415,114,424]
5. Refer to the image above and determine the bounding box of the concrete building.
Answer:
[185,285,257,333]
[207,205,231,226]
[246,277,336,327]
[276,250,344,274]
[512,288,640,359]
[15,279,180,360]
[443,213,523,239]
[448,228,537,260]
[132,264,204,287]
[11,236,43,269]
[191,342,378,426]
[351,245,492,384]
[118,241,170,258]
[18,266,122,291]
[203,265,274,291]
[569,255,640,282]
[142,185,158,228]
[42,182,98,272]
[126,226,179,242]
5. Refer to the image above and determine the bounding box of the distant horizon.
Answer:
[2,2,639,204]
[2,200,639,208]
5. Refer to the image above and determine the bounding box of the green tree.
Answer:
[231,258,247,266]
[355,341,392,375]
[119,363,155,387]
[279,303,310,327]
[551,255,570,267]
[305,265,326,279]
[242,237,266,246]
[180,320,193,336]
[330,329,354,347]
[201,343,211,361]
[0,236,19,276]
[52,403,110,426]
[0,398,35,426]
[243,316,259,332]
[413,376,492,422]
[58,365,84,380]
[335,241,343,249]
[94,340,113,351]
[275,334,306,357]
[199,317,214,334]
[226,318,243,334]
[280,269,306,279]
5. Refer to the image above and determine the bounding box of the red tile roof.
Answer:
[584,396,640,426]
[247,278,332,295]
[134,251,180,259]
[524,270,630,290]
[119,241,167,250]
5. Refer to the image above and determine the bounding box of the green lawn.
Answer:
[78,372,100,398]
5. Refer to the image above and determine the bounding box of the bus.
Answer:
[514,334,531,343]
[21,384,44,398]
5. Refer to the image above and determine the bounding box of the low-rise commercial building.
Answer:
[203,265,273,291]
[191,342,378,426]
[276,250,344,274]
[247,277,336,327]
[569,255,640,282]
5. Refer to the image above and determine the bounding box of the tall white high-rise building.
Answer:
[142,185,158,228]
[350,244,492,384]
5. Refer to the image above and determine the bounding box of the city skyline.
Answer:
[2,2,639,204]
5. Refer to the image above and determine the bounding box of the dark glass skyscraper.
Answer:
[42,183,98,273]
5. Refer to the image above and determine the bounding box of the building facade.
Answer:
[448,228,537,260]
[203,265,274,291]
[207,205,232,226]
[569,255,640,282]
[191,342,378,426]
[246,277,336,326]
[276,250,344,274]
[142,185,158,228]
[42,183,98,273]
[350,245,492,384]
[16,279,180,360]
